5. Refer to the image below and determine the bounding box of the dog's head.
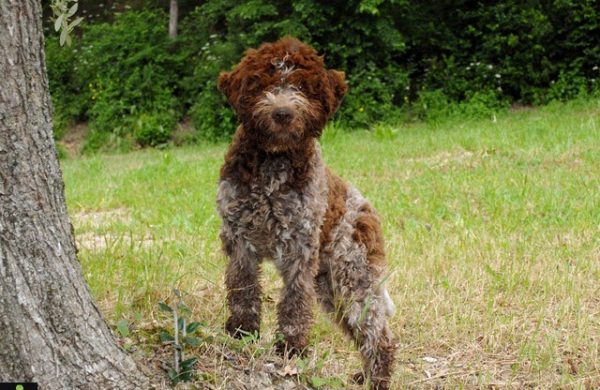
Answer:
[218,37,347,152]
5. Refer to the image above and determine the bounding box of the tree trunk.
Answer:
[169,0,178,38]
[0,1,150,388]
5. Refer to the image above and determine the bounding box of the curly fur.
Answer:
[216,37,397,389]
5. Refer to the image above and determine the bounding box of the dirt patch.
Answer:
[72,207,131,229]
[71,208,145,251]
[171,118,198,146]
[58,122,89,157]
[509,103,535,113]
[406,148,480,168]
[76,231,157,251]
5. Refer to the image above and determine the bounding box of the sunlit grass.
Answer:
[61,98,600,388]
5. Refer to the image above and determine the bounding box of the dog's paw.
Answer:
[371,377,391,390]
[274,340,307,358]
[352,372,390,390]
[225,317,260,340]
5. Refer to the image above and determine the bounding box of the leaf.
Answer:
[178,317,185,331]
[183,336,201,347]
[54,15,63,32]
[158,302,173,312]
[69,17,84,30]
[159,330,174,342]
[186,321,204,334]
[172,288,181,298]
[116,319,129,337]
[67,2,78,17]
[59,28,68,46]
[168,368,179,384]
[181,357,198,370]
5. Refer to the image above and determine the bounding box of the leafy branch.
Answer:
[50,0,84,46]
[158,289,204,384]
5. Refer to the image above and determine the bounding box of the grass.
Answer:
[61,98,600,388]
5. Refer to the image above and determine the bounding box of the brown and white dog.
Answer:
[216,37,396,389]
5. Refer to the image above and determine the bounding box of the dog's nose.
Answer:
[271,107,294,124]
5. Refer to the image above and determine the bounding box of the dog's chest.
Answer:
[217,156,327,260]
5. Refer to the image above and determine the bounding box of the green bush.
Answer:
[177,31,239,141]
[415,90,455,123]
[79,10,180,148]
[44,1,600,146]
[133,112,176,146]
[45,37,89,139]
[401,0,600,104]
[417,89,508,123]
[180,0,408,133]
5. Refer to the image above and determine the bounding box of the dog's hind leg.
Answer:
[318,199,397,389]
[316,265,396,390]
[345,290,396,390]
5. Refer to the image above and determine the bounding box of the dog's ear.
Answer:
[218,70,242,111]
[218,71,232,100]
[327,69,348,116]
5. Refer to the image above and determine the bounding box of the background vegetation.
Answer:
[44,0,600,150]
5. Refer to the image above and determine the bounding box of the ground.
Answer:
[60,98,600,388]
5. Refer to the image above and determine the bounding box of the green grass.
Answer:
[61,98,600,388]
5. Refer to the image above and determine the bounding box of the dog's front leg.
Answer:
[223,236,262,339]
[275,254,317,356]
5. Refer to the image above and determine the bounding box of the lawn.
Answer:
[61,98,600,388]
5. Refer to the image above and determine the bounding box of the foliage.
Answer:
[50,0,84,46]
[80,11,180,147]
[47,10,183,149]
[415,89,508,124]
[45,0,600,147]
[401,0,600,104]
[133,112,177,147]
[46,36,88,139]
[158,290,204,384]
[180,0,409,132]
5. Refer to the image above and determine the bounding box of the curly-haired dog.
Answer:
[216,37,396,389]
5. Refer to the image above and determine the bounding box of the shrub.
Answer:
[45,36,89,139]
[44,1,600,146]
[178,32,239,141]
[180,0,408,135]
[459,90,509,120]
[77,10,181,149]
[133,112,176,146]
[415,90,455,123]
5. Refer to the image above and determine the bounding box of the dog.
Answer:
[216,37,396,389]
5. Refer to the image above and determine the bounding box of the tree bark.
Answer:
[169,0,178,38]
[0,1,149,388]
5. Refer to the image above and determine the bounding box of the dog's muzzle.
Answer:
[271,107,294,124]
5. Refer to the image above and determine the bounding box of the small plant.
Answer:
[297,351,345,389]
[158,289,204,384]
[50,0,84,46]
[133,112,175,147]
